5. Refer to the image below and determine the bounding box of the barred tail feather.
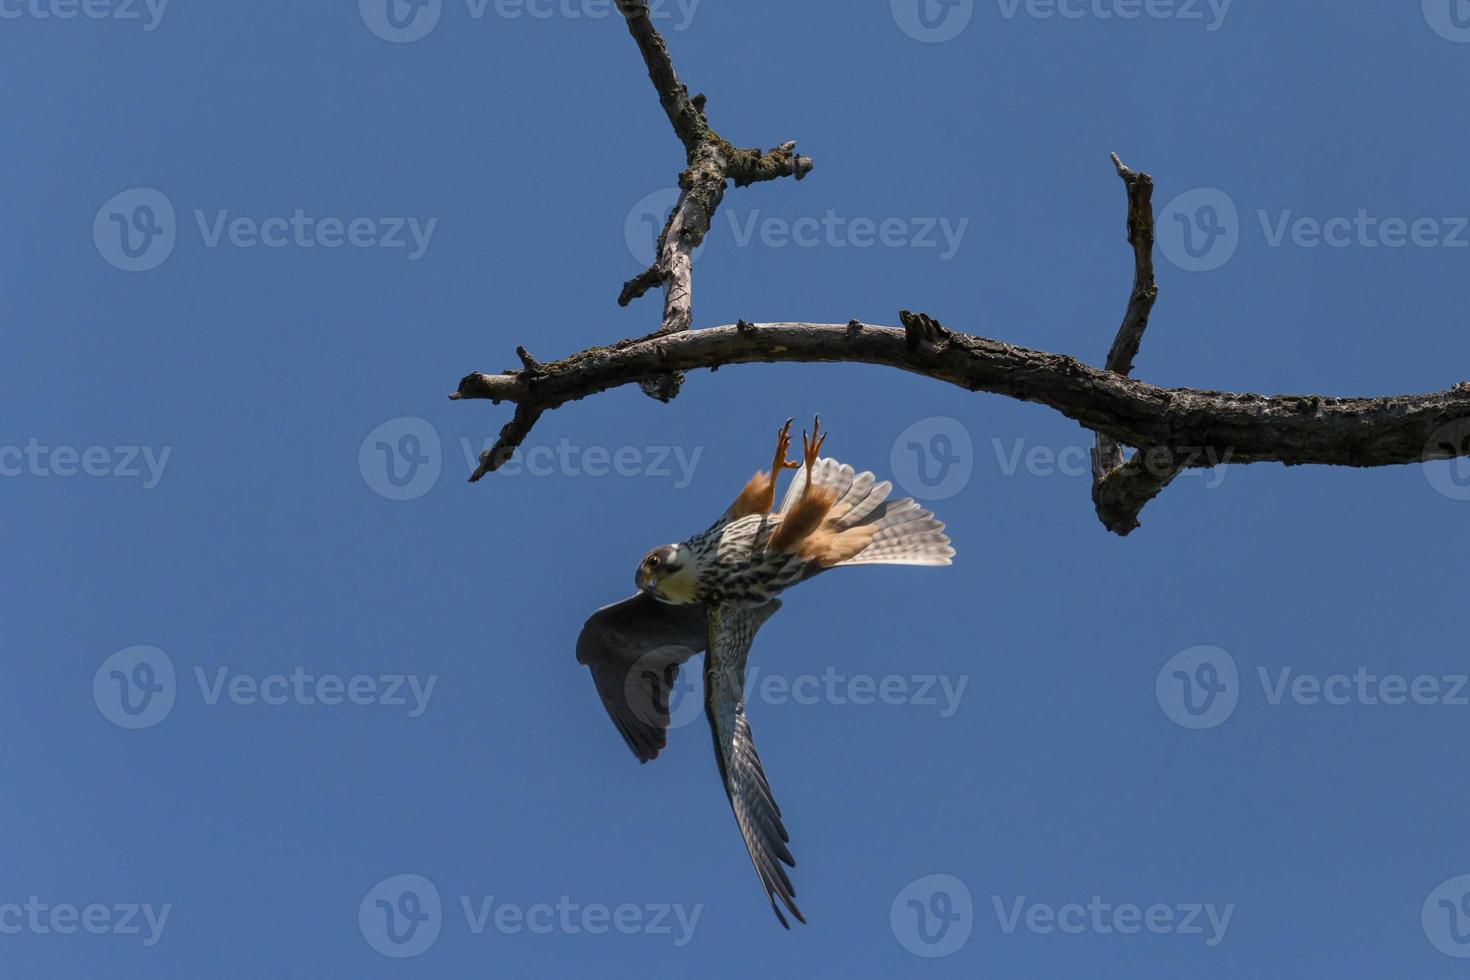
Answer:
[835,498,954,567]
[780,457,955,567]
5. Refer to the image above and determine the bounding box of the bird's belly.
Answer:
[697,555,803,605]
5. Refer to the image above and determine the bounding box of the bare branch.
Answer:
[617,265,664,307]
[1092,446,1183,536]
[452,320,1470,484]
[1087,154,1176,533]
[614,0,813,347]
[450,3,1470,536]
[1105,153,1159,378]
[618,0,706,154]
[727,140,815,188]
[466,402,544,482]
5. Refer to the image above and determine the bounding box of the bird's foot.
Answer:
[771,418,800,477]
[800,415,826,485]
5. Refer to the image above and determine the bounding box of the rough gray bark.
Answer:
[455,320,1470,464]
[614,1,810,342]
[1089,153,1179,534]
[453,0,1470,533]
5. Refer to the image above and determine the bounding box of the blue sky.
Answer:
[7,1,1470,976]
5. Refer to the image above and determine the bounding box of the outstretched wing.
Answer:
[704,601,805,928]
[576,593,709,763]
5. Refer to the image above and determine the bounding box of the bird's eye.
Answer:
[648,555,660,568]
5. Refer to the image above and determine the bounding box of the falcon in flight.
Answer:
[576,417,954,927]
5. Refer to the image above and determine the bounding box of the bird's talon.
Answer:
[772,418,799,472]
[801,415,825,469]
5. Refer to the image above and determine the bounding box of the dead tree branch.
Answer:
[450,4,1470,536]
[453,319,1470,467]
[1088,153,1180,534]
[614,0,811,348]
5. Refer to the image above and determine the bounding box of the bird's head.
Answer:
[635,543,697,604]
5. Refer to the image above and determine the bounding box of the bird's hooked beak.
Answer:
[636,544,690,602]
